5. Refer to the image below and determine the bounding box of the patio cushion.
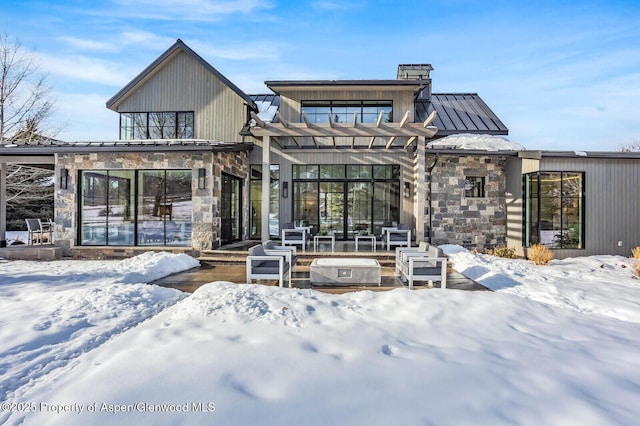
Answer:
[252,261,290,275]
[389,232,409,241]
[264,241,298,264]
[412,266,442,276]
[428,245,444,257]
[248,244,268,266]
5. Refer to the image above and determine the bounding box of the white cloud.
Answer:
[57,37,118,53]
[36,52,134,87]
[55,92,119,141]
[120,31,176,50]
[110,0,274,21]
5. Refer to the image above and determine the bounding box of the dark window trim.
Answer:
[464,176,485,198]
[300,100,393,123]
[119,111,194,140]
[78,169,192,247]
[523,171,585,250]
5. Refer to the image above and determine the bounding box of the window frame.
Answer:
[523,171,585,249]
[119,112,194,140]
[78,169,193,246]
[301,101,393,124]
[464,176,485,198]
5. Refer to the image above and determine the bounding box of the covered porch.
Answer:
[249,109,439,245]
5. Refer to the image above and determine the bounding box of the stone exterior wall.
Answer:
[54,149,248,257]
[426,154,507,251]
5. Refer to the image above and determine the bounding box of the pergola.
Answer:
[249,110,437,149]
[249,110,439,242]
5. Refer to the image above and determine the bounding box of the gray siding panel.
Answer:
[117,51,246,142]
[538,157,640,257]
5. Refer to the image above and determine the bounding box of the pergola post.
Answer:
[414,136,426,243]
[261,135,271,242]
[0,162,6,247]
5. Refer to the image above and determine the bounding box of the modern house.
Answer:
[0,39,638,259]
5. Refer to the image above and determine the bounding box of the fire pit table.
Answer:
[309,258,381,286]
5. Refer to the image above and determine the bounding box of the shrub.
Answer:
[631,246,640,277]
[485,245,517,259]
[528,243,554,265]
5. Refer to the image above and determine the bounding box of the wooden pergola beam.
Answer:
[276,112,290,128]
[423,110,437,127]
[250,111,266,128]
[250,122,438,138]
[302,112,319,147]
[399,110,410,127]
[404,136,417,149]
[376,110,384,127]
[385,136,396,149]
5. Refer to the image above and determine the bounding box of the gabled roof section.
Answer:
[106,39,256,111]
[416,94,508,136]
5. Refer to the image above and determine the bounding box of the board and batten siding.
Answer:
[508,155,640,258]
[536,156,640,258]
[275,89,416,147]
[115,51,246,142]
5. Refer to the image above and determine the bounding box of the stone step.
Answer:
[199,248,398,266]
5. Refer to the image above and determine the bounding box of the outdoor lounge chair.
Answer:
[263,240,298,270]
[381,224,411,251]
[246,244,291,288]
[25,218,53,245]
[402,256,447,289]
[281,223,311,252]
[395,241,428,273]
[398,243,447,289]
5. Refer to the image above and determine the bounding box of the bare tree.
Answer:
[620,139,640,152]
[6,164,53,203]
[0,33,57,144]
[1,34,57,231]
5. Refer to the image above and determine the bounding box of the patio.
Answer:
[152,240,488,293]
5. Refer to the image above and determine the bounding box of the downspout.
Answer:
[426,153,438,244]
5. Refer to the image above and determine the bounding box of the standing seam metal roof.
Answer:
[250,93,508,135]
[417,94,508,135]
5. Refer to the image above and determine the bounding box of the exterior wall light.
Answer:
[282,181,289,198]
[198,168,206,189]
[404,182,411,198]
[60,168,69,189]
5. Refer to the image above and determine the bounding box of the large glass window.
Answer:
[301,101,392,124]
[120,112,194,140]
[525,172,584,249]
[292,164,400,239]
[80,170,192,246]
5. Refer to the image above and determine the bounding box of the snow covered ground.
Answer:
[1,248,639,425]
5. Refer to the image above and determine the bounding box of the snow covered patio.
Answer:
[1,249,639,425]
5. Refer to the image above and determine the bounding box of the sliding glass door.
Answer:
[292,165,400,239]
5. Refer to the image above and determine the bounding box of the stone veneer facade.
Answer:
[426,154,507,251]
[54,149,248,258]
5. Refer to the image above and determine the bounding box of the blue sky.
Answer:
[1,0,639,150]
